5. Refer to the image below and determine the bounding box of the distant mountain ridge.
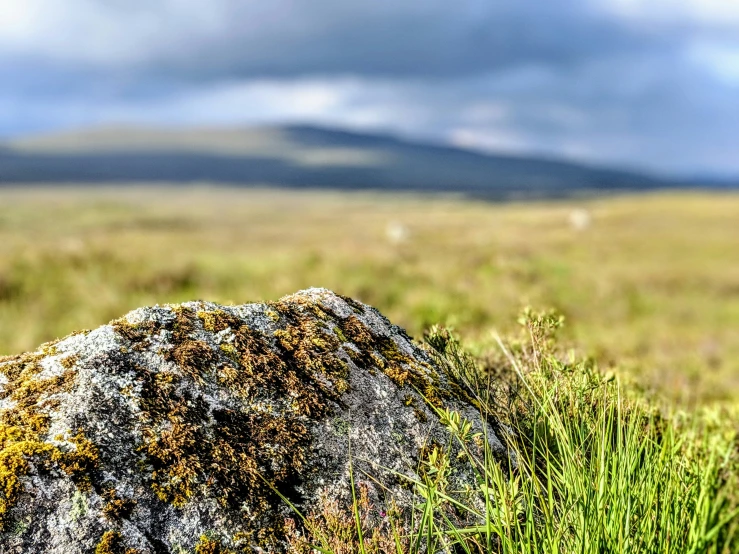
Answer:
[0,124,729,198]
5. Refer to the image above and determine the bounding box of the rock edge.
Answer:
[0,288,505,553]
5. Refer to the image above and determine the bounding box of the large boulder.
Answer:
[0,288,506,553]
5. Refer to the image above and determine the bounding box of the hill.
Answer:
[0,124,685,198]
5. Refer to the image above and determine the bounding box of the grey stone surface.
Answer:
[0,288,505,553]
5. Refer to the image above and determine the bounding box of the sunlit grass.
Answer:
[1,186,738,402]
[2,186,738,551]
[288,313,739,553]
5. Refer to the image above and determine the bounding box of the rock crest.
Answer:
[0,288,504,553]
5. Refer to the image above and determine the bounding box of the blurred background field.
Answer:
[1,186,737,405]
[4,0,739,410]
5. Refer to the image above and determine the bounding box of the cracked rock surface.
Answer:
[0,288,505,553]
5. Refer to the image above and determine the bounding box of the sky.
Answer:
[1,0,738,176]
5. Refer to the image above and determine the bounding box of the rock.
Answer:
[0,288,506,553]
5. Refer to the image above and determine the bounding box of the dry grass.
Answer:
[0,185,737,403]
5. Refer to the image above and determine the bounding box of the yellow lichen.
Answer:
[165,307,217,381]
[114,300,364,547]
[102,489,137,522]
[51,431,100,488]
[111,318,156,351]
[328,313,447,410]
[94,530,140,554]
[108,296,461,548]
[0,352,99,529]
[197,309,228,333]
[59,354,79,370]
[1,293,458,547]
[194,535,236,554]
[218,343,239,364]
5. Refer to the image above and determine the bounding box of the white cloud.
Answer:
[448,128,533,154]
[3,66,739,174]
[687,41,739,84]
[0,0,139,62]
[0,0,283,64]
[602,0,739,26]
[171,81,347,122]
[0,77,407,131]
[1,0,738,175]
[0,0,448,67]
[460,102,510,124]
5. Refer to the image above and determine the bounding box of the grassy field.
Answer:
[0,186,738,404]
[292,320,739,553]
[2,185,739,552]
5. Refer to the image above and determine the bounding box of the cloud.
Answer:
[687,41,739,85]
[602,0,739,27]
[0,0,672,79]
[0,0,738,175]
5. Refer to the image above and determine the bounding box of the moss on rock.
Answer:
[0,349,99,529]
[194,535,236,554]
[94,530,140,554]
[0,288,505,553]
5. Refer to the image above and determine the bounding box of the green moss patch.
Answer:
[0,292,476,549]
[194,535,236,554]
[108,295,462,548]
[94,530,140,554]
[0,350,99,529]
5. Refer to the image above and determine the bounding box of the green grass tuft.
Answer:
[288,311,739,553]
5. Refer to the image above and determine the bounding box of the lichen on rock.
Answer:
[0,288,506,553]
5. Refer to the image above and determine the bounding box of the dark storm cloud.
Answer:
[148,1,669,81]
[1,0,738,174]
[1,1,678,85]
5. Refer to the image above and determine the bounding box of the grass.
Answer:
[0,186,738,403]
[288,312,739,553]
[1,185,738,551]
